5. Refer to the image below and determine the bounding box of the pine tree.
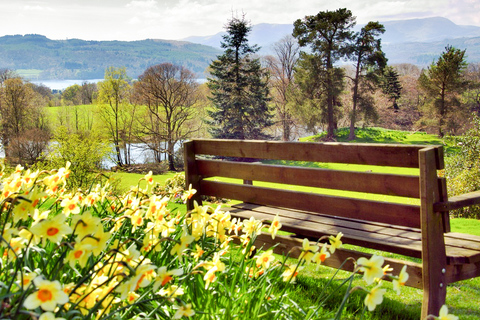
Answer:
[381,66,402,111]
[207,16,272,140]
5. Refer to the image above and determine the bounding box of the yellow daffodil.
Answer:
[256,250,275,269]
[30,214,72,245]
[71,211,101,240]
[144,171,154,184]
[132,262,157,290]
[181,184,197,203]
[242,216,263,236]
[125,291,140,304]
[173,303,195,319]
[203,268,218,289]
[170,229,195,257]
[66,241,94,268]
[17,270,40,289]
[268,214,282,239]
[23,278,69,311]
[157,285,184,297]
[3,237,26,260]
[38,312,66,320]
[60,195,81,216]
[364,284,387,311]
[328,232,343,254]
[357,255,385,285]
[191,244,205,261]
[311,243,331,270]
[153,266,183,291]
[438,305,459,320]
[81,226,111,256]
[282,264,303,283]
[392,265,409,295]
[299,238,319,263]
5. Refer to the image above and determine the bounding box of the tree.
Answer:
[97,67,133,166]
[0,77,50,162]
[418,45,468,136]
[346,21,386,140]
[381,66,402,111]
[265,35,300,141]
[207,15,273,140]
[135,63,200,171]
[293,8,355,139]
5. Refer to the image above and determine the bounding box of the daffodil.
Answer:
[181,184,197,203]
[144,171,154,184]
[173,303,195,319]
[191,244,205,261]
[60,195,81,216]
[38,312,66,320]
[299,238,319,263]
[268,214,282,239]
[30,214,72,245]
[357,255,385,285]
[392,265,409,294]
[66,241,94,268]
[242,216,263,236]
[170,229,195,257]
[328,232,343,254]
[282,264,303,283]
[153,266,183,291]
[23,278,69,311]
[71,211,101,240]
[364,284,387,311]
[256,250,275,269]
[311,243,331,270]
[157,284,184,297]
[17,270,40,289]
[438,305,459,320]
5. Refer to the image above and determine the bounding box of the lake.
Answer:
[31,79,104,90]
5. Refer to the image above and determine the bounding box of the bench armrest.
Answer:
[434,190,480,212]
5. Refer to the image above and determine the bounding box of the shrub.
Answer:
[445,115,480,218]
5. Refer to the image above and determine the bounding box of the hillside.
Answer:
[0,34,221,80]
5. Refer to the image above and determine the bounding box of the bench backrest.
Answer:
[184,139,447,231]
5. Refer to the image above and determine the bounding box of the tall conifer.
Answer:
[207,16,272,140]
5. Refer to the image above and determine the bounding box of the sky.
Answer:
[0,0,479,41]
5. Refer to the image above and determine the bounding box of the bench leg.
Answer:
[421,266,447,318]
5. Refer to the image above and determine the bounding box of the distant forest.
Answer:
[0,34,221,79]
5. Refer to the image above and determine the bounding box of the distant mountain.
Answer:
[0,34,221,80]
[381,17,480,44]
[184,17,480,65]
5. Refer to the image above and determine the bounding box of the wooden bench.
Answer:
[184,139,480,318]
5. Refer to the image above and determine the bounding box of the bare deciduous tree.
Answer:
[135,63,200,171]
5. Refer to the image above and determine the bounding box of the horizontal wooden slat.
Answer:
[197,159,420,198]
[228,204,480,264]
[434,190,480,212]
[249,233,424,289]
[192,139,443,168]
[201,180,421,228]
[242,204,480,259]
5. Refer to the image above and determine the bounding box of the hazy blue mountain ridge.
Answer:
[0,34,221,79]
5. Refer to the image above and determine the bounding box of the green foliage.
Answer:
[381,66,402,110]
[207,16,273,140]
[418,45,469,136]
[39,126,111,189]
[293,8,355,138]
[445,116,480,218]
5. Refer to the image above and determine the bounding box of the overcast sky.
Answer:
[0,0,478,41]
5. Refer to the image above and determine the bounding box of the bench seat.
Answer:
[228,203,480,266]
